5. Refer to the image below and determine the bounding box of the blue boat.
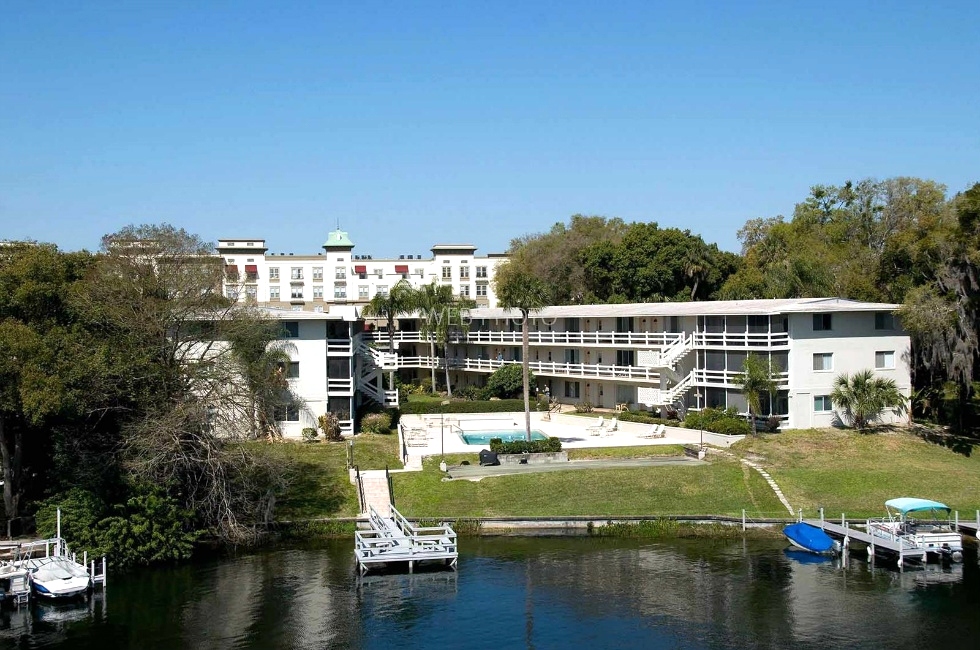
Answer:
[783,522,838,555]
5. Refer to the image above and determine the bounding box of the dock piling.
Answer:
[741,509,746,532]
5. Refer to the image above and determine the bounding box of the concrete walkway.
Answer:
[446,456,704,481]
[359,470,392,514]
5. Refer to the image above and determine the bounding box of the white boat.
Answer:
[868,498,964,563]
[22,556,92,599]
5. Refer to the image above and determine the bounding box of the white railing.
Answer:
[692,368,790,388]
[328,378,353,392]
[692,331,790,348]
[364,330,687,348]
[327,339,352,355]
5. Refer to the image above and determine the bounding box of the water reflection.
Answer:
[2,538,977,649]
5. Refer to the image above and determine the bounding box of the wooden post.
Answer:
[742,509,746,532]
[841,513,845,527]
[819,507,824,524]
[797,508,802,523]
[102,557,107,587]
[955,510,959,529]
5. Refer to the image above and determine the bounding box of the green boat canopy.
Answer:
[885,497,951,515]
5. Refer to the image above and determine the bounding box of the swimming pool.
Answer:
[459,430,548,445]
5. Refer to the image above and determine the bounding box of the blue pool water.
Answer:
[460,430,548,445]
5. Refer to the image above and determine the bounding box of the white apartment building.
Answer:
[266,295,911,437]
[217,229,508,310]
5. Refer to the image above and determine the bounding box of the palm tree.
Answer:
[735,354,778,436]
[494,266,549,441]
[426,286,475,397]
[413,282,475,394]
[361,280,415,355]
[830,369,909,431]
[683,241,711,301]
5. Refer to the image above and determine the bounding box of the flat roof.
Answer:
[467,297,899,320]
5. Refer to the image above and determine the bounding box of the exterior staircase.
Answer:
[354,336,399,408]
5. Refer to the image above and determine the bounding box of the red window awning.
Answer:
[225,264,238,275]
[244,264,258,273]
[354,265,367,274]
[395,265,409,273]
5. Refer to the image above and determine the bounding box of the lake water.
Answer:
[2,536,978,649]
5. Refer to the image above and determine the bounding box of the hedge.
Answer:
[400,399,548,415]
[618,411,682,427]
[489,437,563,454]
[684,407,751,436]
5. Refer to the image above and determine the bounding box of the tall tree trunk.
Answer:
[522,311,531,441]
[0,415,23,532]
[444,345,453,398]
[429,336,437,392]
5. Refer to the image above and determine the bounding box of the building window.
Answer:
[358,272,367,280]
[274,403,300,422]
[476,284,487,297]
[813,314,832,331]
[225,286,239,300]
[875,313,895,330]
[460,285,470,297]
[814,395,833,412]
[875,351,895,369]
[291,267,303,280]
[269,267,280,280]
[377,285,388,297]
[312,266,323,280]
[460,265,470,279]
[476,266,487,278]
[442,265,452,280]
[334,285,347,299]
[564,381,581,399]
[374,268,383,278]
[335,267,346,280]
[812,353,833,371]
[313,285,324,300]
[281,322,299,338]
[270,286,280,301]
[291,286,304,300]
[245,285,257,302]
[415,267,424,276]
[359,285,369,299]
[279,361,300,378]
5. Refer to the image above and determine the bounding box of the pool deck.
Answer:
[398,411,742,460]
[446,456,704,480]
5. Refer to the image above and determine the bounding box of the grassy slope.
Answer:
[734,428,980,517]
[393,455,783,518]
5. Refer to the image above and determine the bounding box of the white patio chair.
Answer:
[587,416,605,436]
[602,417,618,436]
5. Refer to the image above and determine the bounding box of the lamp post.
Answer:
[439,399,450,472]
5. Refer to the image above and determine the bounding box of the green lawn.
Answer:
[733,428,980,518]
[247,434,401,519]
[566,445,685,460]
[393,455,783,518]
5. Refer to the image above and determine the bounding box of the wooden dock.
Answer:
[803,519,928,564]
[354,505,458,575]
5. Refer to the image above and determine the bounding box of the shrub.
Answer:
[454,385,488,401]
[401,398,548,415]
[318,412,343,441]
[685,407,750,436]
[618,411,681,427]
[484,364,534,399]
[360,412,393,434]
[766,415,782,433]
[488,437,562,454]
[301,427,319,443]
[576,401,594,413]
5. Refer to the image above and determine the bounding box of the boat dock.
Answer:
[354,505,458,575]
[803,518,928,564]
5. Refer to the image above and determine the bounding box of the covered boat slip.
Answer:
[355,505,458,575]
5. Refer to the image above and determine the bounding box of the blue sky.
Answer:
[2,1,978,256]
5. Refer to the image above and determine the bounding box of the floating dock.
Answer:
[354,505,457,575]
[804,518,928,564]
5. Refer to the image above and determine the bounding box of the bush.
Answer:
[618,411,681,427]
[454,385,488,401]
[488,437,562,454]
[401,398,548,415]
[301,427,319,443]
[484,364,534,399]
[360,412,393,434]
[318,413,343,441]
[766,415,782,433]
[577,401,594,413]
[684,407,751,436]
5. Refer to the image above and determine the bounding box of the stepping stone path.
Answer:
[711,449,794,516]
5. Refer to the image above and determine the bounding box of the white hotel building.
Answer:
[218,231,911,436]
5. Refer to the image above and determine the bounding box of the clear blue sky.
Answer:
[2,1,978,256]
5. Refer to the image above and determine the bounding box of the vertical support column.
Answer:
[742,509,746,532]
[102,557,107,587]
[819,507,824,525]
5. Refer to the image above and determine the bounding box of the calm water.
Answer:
[2,536,978,649]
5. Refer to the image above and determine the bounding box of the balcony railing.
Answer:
[692,332,790,348]
[692,368,790,387]
[363,330,687,348]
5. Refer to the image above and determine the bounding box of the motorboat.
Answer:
[22,556,92,599]
[783,522,839,554]
[0,563,31,603]
[868,498,964,563]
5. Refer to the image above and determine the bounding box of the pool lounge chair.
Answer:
[587,416,605,436]
[642,424,666,439]
[601,417,619,437]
